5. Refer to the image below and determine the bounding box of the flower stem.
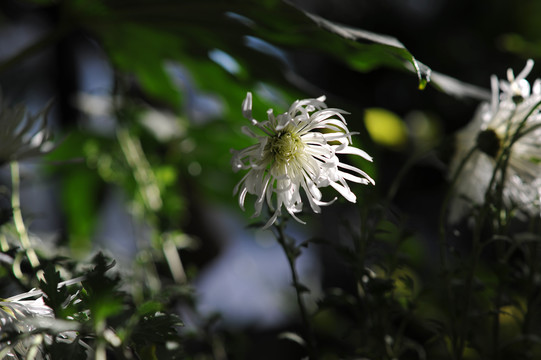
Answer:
[437,146,477,358]
[10,161,40,269]
[455,219,483,360]
[522,220,541,353]
[274,220,318,359]
[439,146,477,269]
[455,128,513,359]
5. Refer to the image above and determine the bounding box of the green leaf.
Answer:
[60,164,102,256]
[136,301,164,316]
[299,10,491,99]
[47,338,89,360]
[96,23,182,106]
[132,312,183,345]
[39,264,69,317]
[226,1,490,100]
[81,253,124,324]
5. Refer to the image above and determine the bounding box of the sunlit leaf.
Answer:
[225,1,490,100]
[300,11,490,100]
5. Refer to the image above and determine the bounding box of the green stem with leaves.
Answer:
[454,166,501,359]
[437,146,477,359]
[454,102,529,359]
[274,219,318,360]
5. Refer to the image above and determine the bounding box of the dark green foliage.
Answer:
[80,253,124,324]
[2,0,541,359]
[38,265,71,318]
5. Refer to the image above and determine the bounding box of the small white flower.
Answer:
[231,92,374,228]
[449,60,541,223]
[0,94,53,165]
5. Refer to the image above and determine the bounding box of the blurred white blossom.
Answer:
[449,60,541,223]
[0,295,52,359]
[0,291,81,359]
[231,92,374,228]
[0,95,53,165]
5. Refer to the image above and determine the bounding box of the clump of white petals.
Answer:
[231,92,374,228]
[0,295,54,359]
[449,60,541,223]
[0,94,54,165]
[0,291,81,359]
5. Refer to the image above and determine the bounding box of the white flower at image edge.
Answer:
[449,59,541,223]
[0,94,54,165]
[0,296,53,359]
[0,290,80,359]
[231,92,374,228]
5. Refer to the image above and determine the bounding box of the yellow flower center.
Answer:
[268,130,303,164]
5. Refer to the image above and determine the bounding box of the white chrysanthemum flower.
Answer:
[0,296,53,359]
[231,92,374,228]
[0,94,53,165]
[0,291,81,359]
[449,60,541,223]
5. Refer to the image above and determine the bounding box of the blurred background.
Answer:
[0,0,540,358]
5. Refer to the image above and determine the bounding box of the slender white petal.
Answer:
[242,92,253,120]
[329,181,357,203]
[336,145,374,162]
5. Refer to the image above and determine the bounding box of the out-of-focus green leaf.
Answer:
[136,301,163,316]
[44,133,105,255]
[96,23,182,106]
[499,33,541,58]
[304,12,422,72]
[2,0,490,105]
[61,164,102,256]
[132,312,183,345]
[62,0,490,109]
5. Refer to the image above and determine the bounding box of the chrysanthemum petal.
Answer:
[242,92,253,119]
[336,145,374,162]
